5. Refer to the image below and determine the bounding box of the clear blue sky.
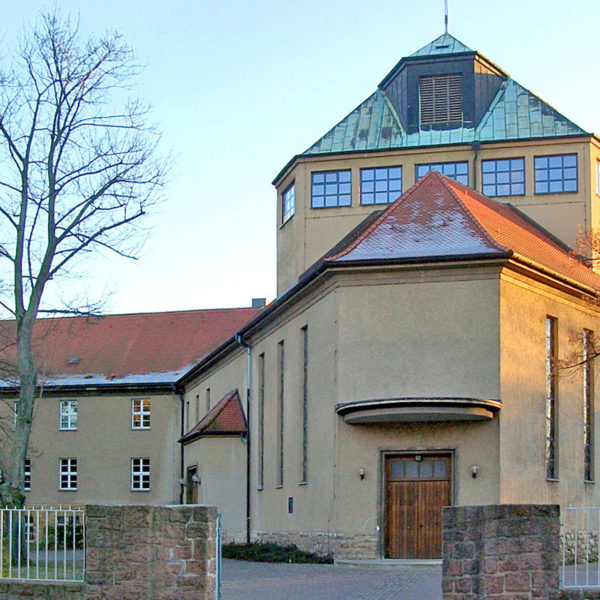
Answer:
[4,0,600,314]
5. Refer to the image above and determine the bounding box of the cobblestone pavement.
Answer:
[221,559,442,600]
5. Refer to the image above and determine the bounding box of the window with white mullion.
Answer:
[59,458,77,491]
[131,458,150,491]
[59,400,78,430]
[131,398,151,429]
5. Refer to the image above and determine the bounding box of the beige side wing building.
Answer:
[4,32,600,560]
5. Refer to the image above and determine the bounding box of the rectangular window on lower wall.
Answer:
[59,458,77,491]
[583,329,595,482]
[546,316,558,480]
[258,353,265,490]
[24,459,31,491]
[277,341,285,487]
[131,458,150,491]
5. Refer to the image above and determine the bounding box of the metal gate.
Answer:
[561,507,600,588]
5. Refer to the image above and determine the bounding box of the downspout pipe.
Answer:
[235,333,252,544]
[472,141,481,191]
[175,383,185,505]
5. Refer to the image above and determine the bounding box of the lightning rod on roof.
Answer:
[444,0,448,34]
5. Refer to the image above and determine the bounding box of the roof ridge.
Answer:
[324,173,437,261]
[437,175,512,254]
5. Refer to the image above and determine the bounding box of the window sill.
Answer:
[275,485,283,489]
[58,489,77,492]
[131,489,150,493]
[257,486,264,492]
[585,479,595,485]
[298,481,308,486]
[546,478,559,483]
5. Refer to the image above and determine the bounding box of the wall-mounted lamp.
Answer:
[470,465,479,479]
[358,467,366,480]
[191,474,201,486]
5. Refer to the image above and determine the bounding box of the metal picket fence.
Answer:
[0,506,85,582]
[561,506,600,589]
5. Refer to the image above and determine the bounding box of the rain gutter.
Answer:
[235,332,253,544]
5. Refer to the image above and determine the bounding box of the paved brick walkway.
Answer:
[221,559,442,600]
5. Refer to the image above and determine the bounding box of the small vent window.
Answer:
[419,74,462,125]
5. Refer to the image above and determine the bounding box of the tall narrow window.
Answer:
[195,394,200,423]
[59,400,78,430]
[206,388,211,413]
[277,341,285,487]
[282,183,295,223]
[584,329,594,482]
[185,401,190,430]
[258,353,265,490]
[546,317,558,480]
[300,326,308,484]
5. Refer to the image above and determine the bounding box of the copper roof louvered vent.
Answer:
[419,74,462,125]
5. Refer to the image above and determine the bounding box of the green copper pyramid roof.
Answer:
[302,35,589,157]
[410,33,473,57]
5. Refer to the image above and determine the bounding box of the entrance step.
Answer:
[335,559,442,569]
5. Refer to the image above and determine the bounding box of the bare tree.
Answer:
[0,12,166,506]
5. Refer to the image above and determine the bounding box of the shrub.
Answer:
[222,542,333,564]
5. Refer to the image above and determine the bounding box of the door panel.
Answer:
[384,454,451,558]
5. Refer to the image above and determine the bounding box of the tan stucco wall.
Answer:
[184,436,247,541]
[12,391,181,505]
[498,270,600,507]
[276,137,593,294]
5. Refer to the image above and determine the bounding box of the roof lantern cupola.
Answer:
[378,32,507,135]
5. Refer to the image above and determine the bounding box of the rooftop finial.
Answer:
[444,0,448,34]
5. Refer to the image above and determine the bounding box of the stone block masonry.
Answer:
[0,504,218,600]
[442,505,560,600]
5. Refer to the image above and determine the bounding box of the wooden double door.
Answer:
[384,453,452,559]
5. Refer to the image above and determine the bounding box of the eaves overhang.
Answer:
[336,397,502,424]
[179,431,246,446]
[0,381,176,396]
[272,133,594,187]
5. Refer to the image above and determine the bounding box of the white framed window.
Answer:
[59,458,77,491]
[24,459,31,491]
[131,399,151,429]
[282,183,295,223]
[131,458,150,491]
[59,400,78,430]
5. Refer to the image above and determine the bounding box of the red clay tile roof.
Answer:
[326,171,600,293]
[0,308,261,388]
[179,389,247,443]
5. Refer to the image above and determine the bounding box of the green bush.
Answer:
[222,542,333,564]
